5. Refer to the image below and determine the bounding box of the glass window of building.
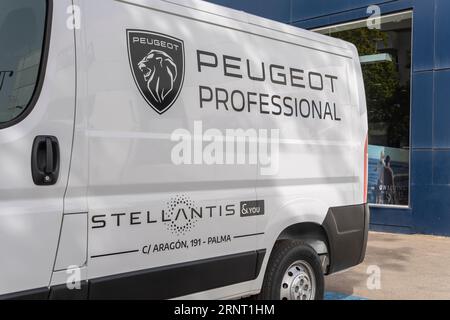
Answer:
[315,12,412,207]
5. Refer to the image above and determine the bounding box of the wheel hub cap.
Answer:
[280,260,316,300]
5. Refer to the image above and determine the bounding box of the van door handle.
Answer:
[31,136,60,185]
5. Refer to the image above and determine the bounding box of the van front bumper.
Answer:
[322,203,370,274]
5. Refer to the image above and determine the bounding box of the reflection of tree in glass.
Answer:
[333,28,410,149]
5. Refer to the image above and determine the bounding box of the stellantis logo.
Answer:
[127,30,185,114]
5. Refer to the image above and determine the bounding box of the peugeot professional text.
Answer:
[0,0,369,300]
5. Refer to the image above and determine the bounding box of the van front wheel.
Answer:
[258,240,324,300]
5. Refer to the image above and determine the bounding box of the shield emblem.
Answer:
[127,30,185,114]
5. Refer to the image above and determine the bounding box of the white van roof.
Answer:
[121,0,356,52]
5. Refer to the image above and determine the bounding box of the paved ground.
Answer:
[325,231,450,300]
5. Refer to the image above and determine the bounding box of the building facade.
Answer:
[208,0,450,236]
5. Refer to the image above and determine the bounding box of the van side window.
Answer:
[0,0,47,126]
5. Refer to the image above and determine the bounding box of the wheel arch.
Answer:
[275,222,330,256]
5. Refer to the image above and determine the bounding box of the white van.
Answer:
[0,0,369,300]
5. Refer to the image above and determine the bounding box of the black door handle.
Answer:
[31,136,60,185]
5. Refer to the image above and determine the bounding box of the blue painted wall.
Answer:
[207,0,450,236]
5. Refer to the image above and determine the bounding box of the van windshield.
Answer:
[0,0,47,125]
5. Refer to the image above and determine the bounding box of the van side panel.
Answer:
[242,23,360,245]
[72,0,367,299]
[79,0,260,297]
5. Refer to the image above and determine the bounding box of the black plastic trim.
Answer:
[88,249,266,300]
[49,281,88,300]
[0,250,266,300]
[0,0,53,130]
[0,287,49,300]
[322,203,369,274]
[255,249,266,277]
[359,204,370,264]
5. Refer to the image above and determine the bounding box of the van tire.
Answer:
[258,240,324,300]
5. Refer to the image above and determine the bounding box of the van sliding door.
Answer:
[79,0,260,299]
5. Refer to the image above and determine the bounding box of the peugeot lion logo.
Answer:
[127,30,185,114]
